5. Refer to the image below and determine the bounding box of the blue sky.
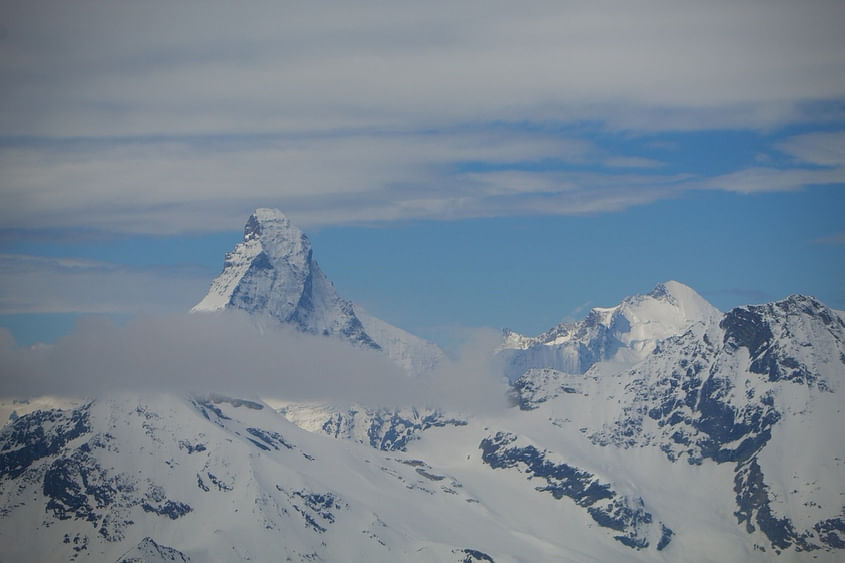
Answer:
[1,0,844,350]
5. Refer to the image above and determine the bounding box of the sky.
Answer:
[0,0,844,352]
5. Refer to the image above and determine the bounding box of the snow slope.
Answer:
[353,305,446,376]
[0,393,674,562]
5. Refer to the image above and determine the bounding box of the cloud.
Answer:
[9,126,842,234]
[567,301,593,320]
[0,312,510,413]
[688,129,845,195]
[0,1,843,235]
[0,131,595,233]
[0,129,692,233]
[776,131,845,166]
[693,166,845,194]
[0,254,210,314]
[2,0,843,138]
[603,156,664,169]
[812,231,845,245]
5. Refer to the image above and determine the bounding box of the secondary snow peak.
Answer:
[647,280,721,324]
[499,281,721,380]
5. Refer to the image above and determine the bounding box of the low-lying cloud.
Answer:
[0,311,509,413]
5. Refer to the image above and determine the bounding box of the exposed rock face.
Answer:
[479,431,672,550]
[280,402,466,452]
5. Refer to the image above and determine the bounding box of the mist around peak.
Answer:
[0,311,508,415]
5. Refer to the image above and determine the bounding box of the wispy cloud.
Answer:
[693,165,845,194]
[603,156,665,169]
[0,254,209,314]
[0,130,596,232]
[776,131,845,166]
[812,231,845,245]
[3,128,842,233]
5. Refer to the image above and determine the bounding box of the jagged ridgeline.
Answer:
[1,209,843,561]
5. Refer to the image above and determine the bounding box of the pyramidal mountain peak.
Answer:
[242,207,309,259]
[192,208,444,374]
[192,208,313,316]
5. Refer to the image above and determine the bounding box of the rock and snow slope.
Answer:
[505,287,845,556]
[0,394,660,562]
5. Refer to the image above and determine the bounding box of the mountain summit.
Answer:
[192,208,378,348]
[499,280,721,380]
[192,208,443,373]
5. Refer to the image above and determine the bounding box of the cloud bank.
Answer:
[0,312,509,413]
[3,0,843,137]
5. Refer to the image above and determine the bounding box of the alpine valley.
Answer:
[1,209,843,562]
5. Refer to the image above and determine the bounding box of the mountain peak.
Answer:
[240,208,311,264]
[646,280,720,323]
[252,207,289,222]
[191,208,373,347]
[649,280,689,300]
[245,208,297,240]
[500,281,721,380]
[191,208,444,371]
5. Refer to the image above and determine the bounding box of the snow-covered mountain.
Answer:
[505,286,845,555]
[192,208,444,374]
[2,217,844,562]
[0,394,581,562]
[499,281,721,381]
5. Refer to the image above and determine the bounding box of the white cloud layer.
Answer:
[0,312,509,413]
[2,0,844,137]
